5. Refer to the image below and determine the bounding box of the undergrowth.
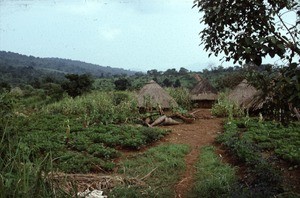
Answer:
[43,91,139,125]
[0,93,55,197]
[167,87,192,110]
[211,92,244,118]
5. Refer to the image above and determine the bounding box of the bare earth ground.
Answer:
[159,108,224,198]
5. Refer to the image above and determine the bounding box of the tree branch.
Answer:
[276,12,297,45]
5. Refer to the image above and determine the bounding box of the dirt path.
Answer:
[160,108,224,198]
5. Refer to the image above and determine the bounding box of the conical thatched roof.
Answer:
[190,78,218,100]
[137,80,178,109]
[228,79,261,108]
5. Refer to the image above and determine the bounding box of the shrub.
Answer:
[0,94,55,197]
[167,87,192,110]
[44,91,139,124]
[87,144,119,159]
[55,151,111,173]
[212,92,244,118]
[112,91,130,105]
[62,74,93,98]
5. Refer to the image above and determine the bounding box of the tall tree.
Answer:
[162,78,173,87]
[164,68,178,76]
[174,79,181,88]
[62,74,93,98]
[179,67,189,75]
[147,69,161,76]
[193,0,299,65]
[114,78,131,91]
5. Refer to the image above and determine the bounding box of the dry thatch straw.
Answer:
[190,78,218,101]
[47,172,147,195]
[137,80,178,109]
[228,79,262,109]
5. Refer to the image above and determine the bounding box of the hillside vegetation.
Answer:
[0,51,136,86]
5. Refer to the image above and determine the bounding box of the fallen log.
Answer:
[164,117,181,125]
[173,113,195,123]
[150,115,167,127]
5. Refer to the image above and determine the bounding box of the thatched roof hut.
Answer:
[228,79,262,110]
[190,78,218,108]
[137,80,178,109]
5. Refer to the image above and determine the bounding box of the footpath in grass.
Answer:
[110,144,190,197]
[187,146,237,198]
[132,110,300,197]
[159,108,224,197]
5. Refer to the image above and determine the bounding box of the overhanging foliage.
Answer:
[193,0,300,65]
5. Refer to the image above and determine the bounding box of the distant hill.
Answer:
[0,51,136,83]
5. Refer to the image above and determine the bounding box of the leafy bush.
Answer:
[140,127,168,143]
[89,132,120,146]
[69,133,92,152]
[87,144,119,159]
[212,92,244,118]
[0,93,55,197]
[55,151,114,173]
[167,87,192,110]
[242,120,300,164]
[44,91,139,125]
[112,91,130,105]
[247,63,300,124]
[62,74,93,98]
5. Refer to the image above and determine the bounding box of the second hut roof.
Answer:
[228,79,261,108]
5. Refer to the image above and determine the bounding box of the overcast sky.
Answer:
[0,0,296,72]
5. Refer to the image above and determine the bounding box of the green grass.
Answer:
[187,146,237,198]
[109,144,190,197]
[43,91,139,125]
[0,113,55,197]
